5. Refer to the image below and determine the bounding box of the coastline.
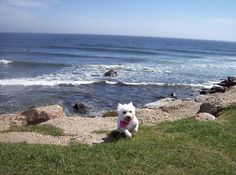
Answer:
[1,77,236,145]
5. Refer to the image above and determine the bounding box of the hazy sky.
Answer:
[0,0,236,41]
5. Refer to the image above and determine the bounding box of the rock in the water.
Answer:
[195,113,216,121]
[200,86,227,95]
[104,70,118,77]
[144,98,176,109]
[102,111,118,117]
[170,92,177,98]
[21,105,65,125]
[217,76,236,87]
[73,102,88,114]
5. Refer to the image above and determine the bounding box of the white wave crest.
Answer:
[0,78,214,88]
[0,59,12,64]
[0,78,95,86]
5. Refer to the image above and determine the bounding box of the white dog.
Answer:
[117,102,139,138]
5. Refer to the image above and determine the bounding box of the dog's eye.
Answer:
[123,111,126,114]
[129,111,132,113]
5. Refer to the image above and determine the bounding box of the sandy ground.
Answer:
[0,117,117,145]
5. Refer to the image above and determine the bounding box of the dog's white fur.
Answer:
[117,102,139,138]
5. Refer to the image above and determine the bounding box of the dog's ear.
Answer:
[129,101,134,107]
[117,103,123,110]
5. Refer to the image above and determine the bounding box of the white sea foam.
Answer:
[0,78,95,86]
[0,77,214,88]
[0,59,12,64]
[0,62,223,88]
[104,80,118,85]
[123,82,213,88]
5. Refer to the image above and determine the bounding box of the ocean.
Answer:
[0,33,236,116]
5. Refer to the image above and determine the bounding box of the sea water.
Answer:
[1,33,236,116]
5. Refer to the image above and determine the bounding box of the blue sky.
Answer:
[0,0,236,41]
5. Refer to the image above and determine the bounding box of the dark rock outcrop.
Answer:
[200,86,227,95]
[217,76,236,88]
[0,105,65,130]
[22,105,65,125]
[104,70,118,77]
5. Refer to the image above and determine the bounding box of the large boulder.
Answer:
[195,113,216,121]
[104,70,118,77]
[73,102,88,114]
[198,102,221,116]
[21,105,65,125]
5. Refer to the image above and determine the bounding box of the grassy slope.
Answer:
[0,107,236,175]
[2,124,65,136]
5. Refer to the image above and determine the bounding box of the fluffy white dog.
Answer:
[117,102,139,138]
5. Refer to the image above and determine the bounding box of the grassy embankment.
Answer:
[0,106,236,174]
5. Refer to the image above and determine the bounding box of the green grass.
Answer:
[4,124,65,136]
[1,107,236,175]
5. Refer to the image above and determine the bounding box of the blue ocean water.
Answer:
[0,33,236,116]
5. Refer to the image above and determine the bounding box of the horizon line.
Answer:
[0,31,236,43]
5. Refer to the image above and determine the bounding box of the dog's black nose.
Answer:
[127,116,131,119]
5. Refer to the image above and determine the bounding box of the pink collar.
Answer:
[120,119,133,128]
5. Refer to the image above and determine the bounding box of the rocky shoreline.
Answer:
[0,77,236,145]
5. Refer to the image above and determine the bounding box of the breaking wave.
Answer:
[0,59,12,64]
[0,77,214,88]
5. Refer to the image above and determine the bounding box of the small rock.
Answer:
[195,113,216,121]
[170,92,177,98]
[73,102,88,114]
[104,70,118,77]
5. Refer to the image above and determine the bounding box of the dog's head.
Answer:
[117,102,135,121]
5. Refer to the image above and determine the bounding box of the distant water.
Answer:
[1,33,236,116]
